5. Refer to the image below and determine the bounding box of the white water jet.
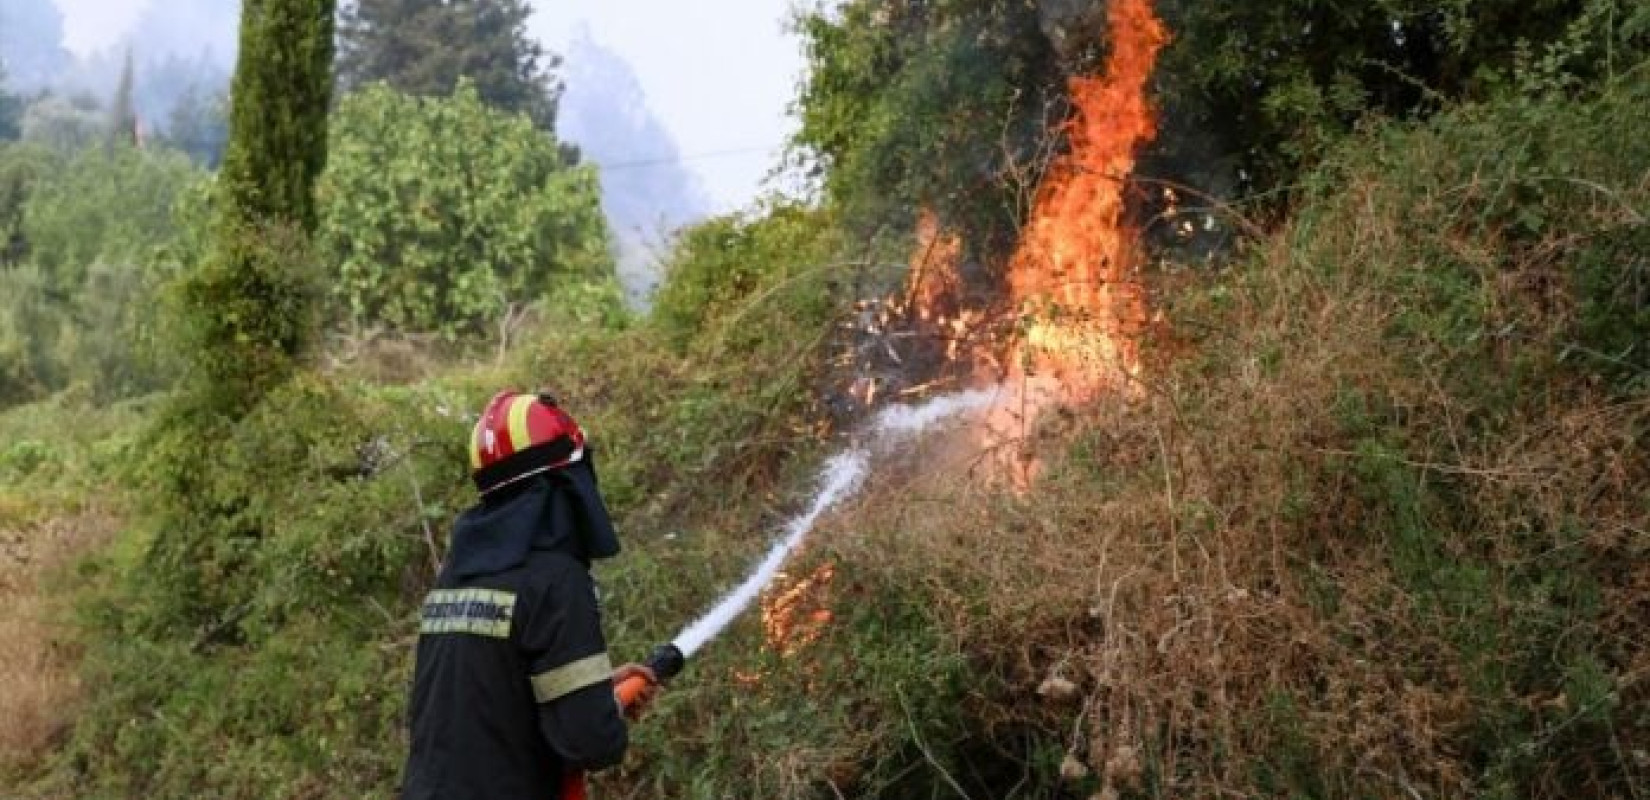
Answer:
[871,388,996,440]
[672,449,867,657]
[667,390,993,657]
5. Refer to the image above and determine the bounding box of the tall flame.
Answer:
[868,0,1169,485]
[1006,0,1167,399]
[984,0,1169,485]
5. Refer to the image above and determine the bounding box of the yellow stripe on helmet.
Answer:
[507,393,536,453]
[469,418,484,470]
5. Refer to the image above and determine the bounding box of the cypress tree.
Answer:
[108,49,138,147]
[220,0,336,233]
[144,0,338,620]
[176,0,335,412]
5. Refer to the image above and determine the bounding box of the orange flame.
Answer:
[981,0,1168,485]
[870,1,1169,485]
[731,561,837,688]
[1006,0,1167,398]
[904,211,991,368]
[905,210,965,325]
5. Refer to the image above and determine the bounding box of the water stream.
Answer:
[670,389,995,657]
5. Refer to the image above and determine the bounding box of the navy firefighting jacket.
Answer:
[401,465,627,800]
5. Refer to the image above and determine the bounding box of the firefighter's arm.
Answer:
[519,555,629,771]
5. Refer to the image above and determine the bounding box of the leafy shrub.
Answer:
[0,266,61,403]
[0,439,52,480]
[0,143,59,267]
[20,145,201,291]
[171,218,322,415]
[529,204,849,514]
[651,205,839,345]
[1300,71,1650,395]
[18,96,102,152]
[0,390,145,527]
[793,0,1063,256]
[52,377,478,798]
[1157,0,1650,197]
[808,76,1650,799]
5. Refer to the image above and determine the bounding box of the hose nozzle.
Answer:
[644,643,686,681]
[615,643,685,709]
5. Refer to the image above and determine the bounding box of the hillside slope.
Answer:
[9,75,1641,799]
[2,4,1646,798]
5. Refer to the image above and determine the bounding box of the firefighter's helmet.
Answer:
[469,390,586,495]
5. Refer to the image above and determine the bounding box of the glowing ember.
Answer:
[759,562,836,657]
[896,211,994,374]
[905,210,966,326]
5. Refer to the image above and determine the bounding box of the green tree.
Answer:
[0,265,58,403]
[0,144,203,403]
[22,146,201,291]
[0,143,57,266]
[337,0,563,131]
[796,0,1650,229]
[19,94,103,151]
[1156,0,1650,196]
[317,81,612,336]
[793,0,1063,256]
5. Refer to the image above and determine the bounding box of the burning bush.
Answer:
[811,75,1649,798]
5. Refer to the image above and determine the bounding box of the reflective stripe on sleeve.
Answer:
[530,653,613,704]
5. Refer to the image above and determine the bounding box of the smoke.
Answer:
[0,0,236,154]
[1,0,72,91]
[54,0,238,140]
[872,388,996,438]
[556,25,711,306]
[123,0,239,65]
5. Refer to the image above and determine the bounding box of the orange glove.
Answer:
[611,662,659,720]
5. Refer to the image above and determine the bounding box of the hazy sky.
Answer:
[532,2,806,211]
[49,0,807,212]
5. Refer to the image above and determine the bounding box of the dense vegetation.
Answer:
[1,0,1644,798]
[0,144,204,403]
[793,0,1065,260]
[1157,0,1650,194]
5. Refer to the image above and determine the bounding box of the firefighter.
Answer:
[402,390,659,800]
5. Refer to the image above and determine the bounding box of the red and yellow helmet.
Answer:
[470,390,586,495]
